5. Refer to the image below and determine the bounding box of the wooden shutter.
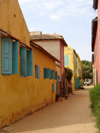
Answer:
[64,55,69,66]
[44,68,46,79]
[38,66,40,78]
[1,38,12,74]
[58,76,61,82]
[12,41,18,74]
[44,68,51,79]
[35,65,38,78]
[46,68,51,79]
[27,50,33,76]
[20,47,27,76]
[52,84,55,92]
[55,71,57,80]
[51,70,55,79]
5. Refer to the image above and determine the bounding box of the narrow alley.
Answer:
[6,86,96,133]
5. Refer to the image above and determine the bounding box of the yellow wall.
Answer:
[77,54,82,79]
[0,37,58,128]
[64,46,78,91]
[0,0,60,128]
[0,0,30,46]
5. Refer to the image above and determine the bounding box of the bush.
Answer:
[68,87,72,94]
[89,84,100,132]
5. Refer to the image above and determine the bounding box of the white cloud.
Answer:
[18,0,93,21]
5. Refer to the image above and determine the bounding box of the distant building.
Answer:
[64,46,82,90]
[30,33,68,75]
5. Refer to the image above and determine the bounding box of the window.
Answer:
[35,65,40,78]
[64,55,69,66]
[1,38,18,75]
[44,68,51,79]
[52,84,55,92]
[20,47,33,76]
[58,76,61,82]
[51,70,57,80]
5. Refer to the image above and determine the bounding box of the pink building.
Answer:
[92,0,100,84]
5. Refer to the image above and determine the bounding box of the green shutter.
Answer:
[46,68,51,79]
[51,70,55,79]
[20,47,27,76]
[44,68,46,79]
[64,55,69,66]
[55,71,57,80]
[1,38,12,74]
[27,50,33,76]
[52,84,55,92]
[35,65,38,78]
[12,41,18,74]
[44,68,51,79]
[38,66,40,78]
[58,76,61,82]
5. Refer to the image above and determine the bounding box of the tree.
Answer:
[82,60,93,80]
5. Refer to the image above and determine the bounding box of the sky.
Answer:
[18,0,97,61]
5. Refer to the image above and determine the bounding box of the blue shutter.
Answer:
[20,47,27,76]
[52,84,55,92]
[12,41,18,74]
[44,68,46,79]
[38,66,40,78]
[1,38,12,74]
[55,71,57,80]
[35,65,38,78]
[46,68,51,79]
[44,68,51,79]
[58,76,61,82]
[27,50,33,76]
[64,55,69,66]
[51,70,55,79]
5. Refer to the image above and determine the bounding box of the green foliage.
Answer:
[64,68,73,82]
[68,87,72,94]
[89,84,100,132]
[79,80,84,86]
[82,60,93,80]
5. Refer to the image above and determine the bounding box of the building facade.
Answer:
[0,0,60,128]
[64,46,82,90]
[92,0,100,85]
[30,33,68,75]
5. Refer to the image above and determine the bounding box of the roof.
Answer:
[30,41,60,63]
[93,0,98,10]
[0,28,32,49]
[91,17,97,52]
[30,33,68,46]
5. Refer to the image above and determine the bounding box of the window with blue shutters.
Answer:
[1,38,18,75]
[64,55,69,66]
[20,47,33,77]
[44,68,51,79]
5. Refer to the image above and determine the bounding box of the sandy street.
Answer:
[8,86,97,133]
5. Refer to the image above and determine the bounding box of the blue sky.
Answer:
[18,0,96,61]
